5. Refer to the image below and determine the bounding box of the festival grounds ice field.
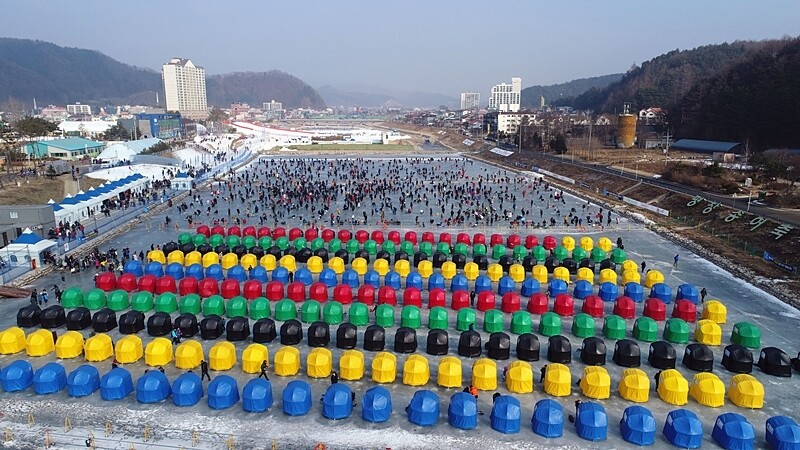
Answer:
[1,155,798,449]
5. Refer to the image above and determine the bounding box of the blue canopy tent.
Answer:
[124,260,144,277]
[145,262,164,278]
[322,383,353,420]
[624,283,645,302]
[342,269,360,288]
[599,282,619,302]
[227,265,247,283]
[406,390,440,427]
[663,409,703,449]
[172,372,203,406]
[532,399,564,438]
[206,264,224,281]
[208,375,239,410]
[576,402,608,442]
[385,271,402,290]
[185,264,204,281]
[319,269,338,288]
[676,284,700,304]
[249,266,269,283]
[548,279,567,297]
[33,362,67,395]
[448,392,478,430]
[428,273,445,291]
[450,274,468,293]
[498,276,515,295]
[242,378,273,413]
[406,272,423,290]
[712,413,754,450]
[282,380,312,416]
[766,416,800,450]
[521,278,540,296]
[165,262,185,280]
[362,386,392,423]
[67,365,100,397]
[100,367,134,401]
[272,267,290,284]
[491,395,521,434]
[294,268,313,286]
[650,283,672,304]
[620,405,656,446]
[573,280,593,300]
[136,370,171,404]
[475,275,492,293]
[364,270,380,288]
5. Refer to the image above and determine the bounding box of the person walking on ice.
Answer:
[673,254,679,268]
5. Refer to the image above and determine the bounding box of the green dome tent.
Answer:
[242,235,257,250]
[202,295,226,316]
[591,248,607,263]
[346,239,360,254]
[510,311,532,334]
[664,318,690,344]
[400,241,414,256]
[538,312,562,336]
[301,300,321,323]
[84,289,107,310]
[131,291,154,312]
[381,241,396,255]
[603,315,627,340]
[364,239,378,255]
[428,307,449,330]
[492,244,507,260]
[155,292,178,314]
[610,248,627,264]
[436,242,451,256]
[179,294,202,315]
[225,235,241,248]
[348,303,370,326]
[61,287,84,308]
[275,236,290,251]
[226,296,248,318]
[572,247,587,262]
[209,234,224,248]
[249,297,271,320]
[107,290,130,312]
[456,308,477,331]
[513,245,528,261]
[310,238,325,251]
[731,322,761,348]
[258,236,273,250]
[484,310,505,333]
[633,317,658,342]
[293,237,307,251]
[375,304,395,328]
[472,243,487,257]
[274,299,297,321]
[453,243,469,256]
[327,238,342,253]
[572,313,596,338]
[192,233,207,246]
[401,305,422,329]
[532,246,547,262]
[420,242,434,258]
[178,232,192,245]
[553,246,569,262]
[323,301,344,325]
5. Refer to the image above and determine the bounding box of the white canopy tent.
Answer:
[1,228,57,270]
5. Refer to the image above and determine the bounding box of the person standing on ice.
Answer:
[258,360,269,380]
[200,360,211,381]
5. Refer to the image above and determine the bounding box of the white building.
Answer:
[263,100,283,111]
[162,58,208,120]
[66,103,92,116]
[488,77,522,112]
[460,92,481,110]
[497,112,536,134]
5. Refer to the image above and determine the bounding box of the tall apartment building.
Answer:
[263,100,283,111]
[162,58,208,120]
[66,103,92,116]
[460,92,481,110]
[488,77,521,112]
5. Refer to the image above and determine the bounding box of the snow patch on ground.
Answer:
[172,147,213,166]
[86,164,176,182]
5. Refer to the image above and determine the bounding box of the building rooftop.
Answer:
[670,139,741,154]
[42,137,104,152]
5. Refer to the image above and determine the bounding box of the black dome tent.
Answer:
[613,339,641,368]
[92,308,118,333]
[252,318,276,343]
[40,305,66,329]
[580,337,606,366]
[458,330,482,358]
[426,329,449,356]
[16,305,41,328]
[722,344,753,374]
[363,325,385,352]
[547,335,571,363]
[683,343,714,372]
[394,327,418,353]
[66,307,92,331]
[336,323,358,349]
[146,312,172,336]
[516,333,540,361]
[119,310,145,334]
[307,321,330,348]
[226,317,251,342]
[199,314,225,340]
[648,341,677,370]
[280,319,303,345]
[486,332,511,360]
[175,313,199,337]
[758,347,792,377]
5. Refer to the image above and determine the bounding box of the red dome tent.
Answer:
[257,227,271,238]
[321,229,335,242]
[528,293,549,314]
[581,295,605,318]
[404,231,418,245]
[289,228,303,241]
[358,285,376,304]
[155,276,177,294]
[403,288,422,307]
[304,228,318,241]
[265,281,284,301]
[117,273,138,292]
[451,291,469,310]
[439,232,452,245]
[272,227,287,239]
[242,226,257,237]
[554,294,575,316]
[371,230,384,244]
[309,282,328,302]
[179,277,199,296]
[422,232,435,244]
[613,296,636,319]
[543,236,557,251]
[138,275,157,293]
[243,280,263,300]
[338,229,351,242]
[287,282,306,302]
[333,285,353,304]
[477,292,496,312]
[355,229,369,244]
[643,298,666,321]
[473,233,486,246]
[506,234,521,248]
[378,286,397,306]
[525,235,539,249]
[96,272,117,291]
[228,226,241,237]
[221,279,241,299]
[457,233,471,245]
[388,230,401,245]
[490,234,503,247]
[198,278,219,297]
[672,300,697,322]
[197,225,211,238]
[501,292,522,313]
[429,289,447,309]
[211,225,225,237]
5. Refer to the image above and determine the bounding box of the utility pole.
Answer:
[663,129,672,168]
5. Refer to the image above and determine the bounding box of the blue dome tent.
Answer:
[136,370,171,404]
[406,272,423,290]
[624,283,645,302]
[385,271,402,290]
[676,284,700,304]
[319,269,338,288]
[249,266,269,283]
[532,399,564,438]
[712,413,754,450]
[282,380,312,416]
[322,383,353,420]
[599,282,619,302]
[342,269,360,288]
[491,395,521,434]
[573,280,593,300]
[1,360,34,392]
[165,263,185,280]
[272,267,290,284]
[185,264,204,281]
[620,405,656,446]
[294,268,313,286]
[124,260,144,277]
[364,270,380,288]
[67,365,100,398]
[450,274,468,293]
[172,372,203,407]
[448,392,478,430]
[362,386,392,423]
[498,276,515,295]
[227,265,247,282]
[548,279,567,297]
[406,390,440,427]
[242,378,273,413]
[650,283,672,304]
[766,416,800,450]
[576,401,608,441]
[663,409,703,449]
[428,273,445,291]
[207,375,239,410]
[33,362,67,395]
[100,367,133,401]
[521,278,540,296]
[475,275,492,293]
[205,264,224,281]
[145,262,164,277]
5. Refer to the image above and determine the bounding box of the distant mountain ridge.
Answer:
[318,84,459,109]
[520,74,623,108]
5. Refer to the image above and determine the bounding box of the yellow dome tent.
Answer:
[544,363,572,397]
[240,254,257,270]
[209,342,236,371]
[441,261,458,280]
[553,267,570,284]
[509,264,526,283]
[145,337,174,367]
[167,250,185,265]
[472,358,497,391]
[619,368,650,403]
[403,355,430,387]
[644,270,664,289]
[147,249,166,264]
[352,257,369,276]
[371,352,397,384]
[532,265,548,284]
[242,344,269,374]
[374,258,390,277]
[184,251,202,266]
[597,237,613,253]
[394,260,411,278]
[701,300,727,324]
[580,366,611,400]
[487,264,503,282]
[274,346,301,376]
[621,270,641,285]
[621,260,639,273]
[307,347,333,378]
[202,252,220,268]
[114,335,143,364]
[580,237,594,252]
[464,262,480,281]
[728,374,764,409]
[437,356,463,388]
[327,256,345,274]
[278,254,296,272]
[260,254,277,271]
[0,327,26,355]
[55,331,84,359]
[340,349,365,380]
[690,373,725,407]
[84,333,113,362]
[307,256,324,274]
[599,269,617,285]
[657,369,689,406]
[506,360,533,394]
[577,268,594,284]
[695,319,722,346]
[175,340,204,369]
[562,236,576,252]
[26,329,55,357]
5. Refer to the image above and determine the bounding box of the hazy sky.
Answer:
[4,0,800,96]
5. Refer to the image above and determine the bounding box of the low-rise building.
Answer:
[24,137,104,160]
